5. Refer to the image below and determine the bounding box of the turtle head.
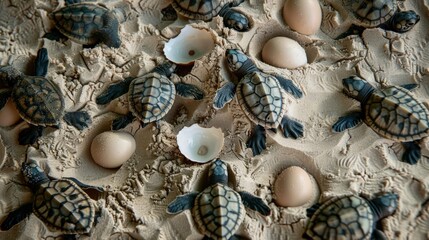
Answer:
[0,65,23,87]
[342,76,375,103]
[367,193,398,221]
[153,62,177,77]
[222,10,250,32]
[225,49,257,78]
[208,159,228,186]
[21,160,49,189]
[390,10,420,33]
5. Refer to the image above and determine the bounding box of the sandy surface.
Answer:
[0,0,429,239]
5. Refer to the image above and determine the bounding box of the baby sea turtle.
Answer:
[303,193,398,240]
[333,76,429,164]
[96,62,204,130]
[213,49,304,156]
[335,0,420,39]
[0,160,103,240]
[46,1,123,48]
[167,159,270,240]
[162,0,250,32]
[0,48,91,145]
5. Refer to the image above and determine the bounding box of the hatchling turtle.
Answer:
[162,0,250,32]
[333,76,429,164]
[0,160,103,240]
[303,193,398,240]
[334,0,420,39]
[96,62,204,130]
[167,159,270,240]
[213,49,304,156]
[46,1,123,48]
[0,48,91,145]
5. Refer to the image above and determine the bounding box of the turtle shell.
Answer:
[363,86,429,141]
[32,179,95,234]
[12,76,65,126]
[305,195,374,240]
[50,4,113,45]
[172,0,234,21]
[193,183,245,240]
[236,71,287,129]
[128,72,176,124]
[345,0,397,27]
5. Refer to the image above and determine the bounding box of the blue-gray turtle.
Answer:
[335,0,420,39]
[162,0,250,32]
[0,48,91,145]
[46,1,122,48]
[303,193,398,240]
[333,76,429,164]
[0,160,103,240]
[167,159,270,240]
[96,62,204,130]
[213,49,304,156]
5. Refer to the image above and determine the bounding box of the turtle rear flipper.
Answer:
[274,75,302,99]
[18,125,44,145]
[402,142,421,165]
[175,83,204,100]
[247,125,266,156]
[0,90,11,110]
[281,116,303,139]
[213,82,236,109]
[332,111,363,132]
[63,111,91,130]
[0,203,33,231]
[167,192,198,214]
[112,112,134,130]
[96,77,133,105]
[238,191,270,216]
[335,24,365,40]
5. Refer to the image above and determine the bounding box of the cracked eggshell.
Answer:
[0,99,21,127]
[283,0,322,35]
[274,166,313,207]
[163,25,215,65]
[262,37,307,69]
[91,131,136,168]
[177,124,224,163]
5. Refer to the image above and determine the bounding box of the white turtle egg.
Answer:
[262,37,307,69]
[90,131,136,168]
[0,99,21,127]
[283,0,322,35]
[163,25,216,65]
[177,124,224,163]
[274,166,313,207]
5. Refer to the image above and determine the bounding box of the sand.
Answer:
[0,0,429,239]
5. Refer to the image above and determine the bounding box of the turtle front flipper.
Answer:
[402,142,421,165]
[18,125,44,145]
[64,177,104,192]
[306,203,321,218]
[332,111,363,132]
[112,112,134,130]
[246,125,266,156]
[96,77,134,105]
[43,28,68,43]
[96,12,121,48]
[175,83,204,100]
[35,48,49,77]
[280,116,303,139]
[62,234,78,240]
[63,111,91,130]
[213,82,236,109]
[238,191,270,216]
[0,89,11,110]
[400,83,418,91]
[0,203,33,231]
[167,192,199,214]
[335,24,365,40]
[274,75,303,99]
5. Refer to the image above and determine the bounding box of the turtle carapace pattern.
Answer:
[167,159,271,240]
[332,76,429,164]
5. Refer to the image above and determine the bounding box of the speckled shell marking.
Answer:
[192,183,245,240]
[50,4,111,45]
[345,0,397,27]
[128,72,176,124]
[12,76,64,126]
[305,195,373,240]
[363,86,429,141]
[172,0,233,20]
[237,72,287,129]
[33,179,95,234]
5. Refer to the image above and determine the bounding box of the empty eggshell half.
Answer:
[177,124,224,163]
[163,25,215,65]
[0,99,21,127]
[262,37,307,69]
[274,166,313,207]
[283,0,322,35]
[91,131,136,168]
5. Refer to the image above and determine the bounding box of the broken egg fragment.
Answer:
[274,166,313,207]
[163,25,215,65]
[177,124,224,163]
